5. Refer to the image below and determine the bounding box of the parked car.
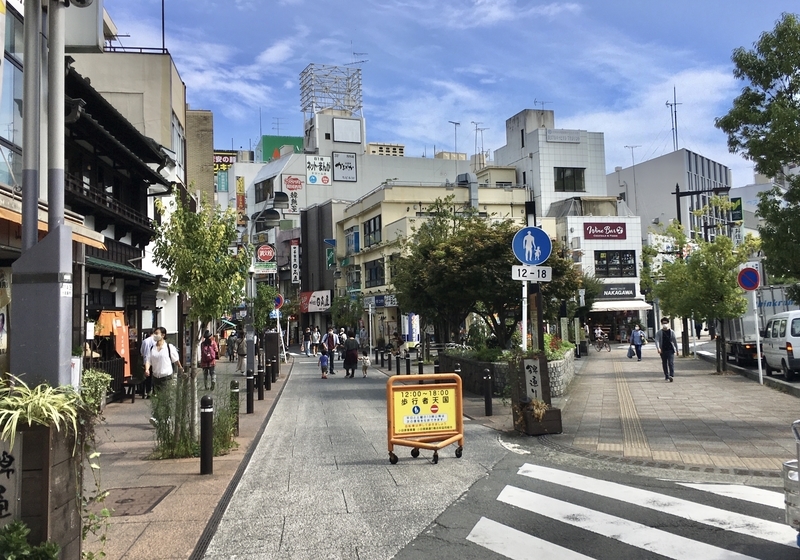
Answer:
[762,310,800,381]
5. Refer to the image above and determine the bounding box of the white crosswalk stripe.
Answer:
[466,463,798,559]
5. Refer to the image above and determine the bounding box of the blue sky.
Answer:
[102,0,798,187]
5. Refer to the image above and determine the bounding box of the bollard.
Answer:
[272,356,279,383]
[230,380,240,437]
[380,351,385,368]
[200,395,214,475]
[265,360,272,391]
[418,358,424,375]
[246,369,254,414]
[257,365,264,401]
[374,348,379,364]
[396,356,401,375]
[388,352,393,373]
[434,359,440,384]
[482,368,493,417]
[405,355,411,375]
[452,362,461,387]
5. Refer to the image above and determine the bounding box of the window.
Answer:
[594,250,636,277]
[364,258,385,288]
[791,319,800,338]
[345,226,360,256]
[363,215,381,247]
[520,129,525,148]
[346,266,361,291]
[0,59,23,148]
[254,177,274,204]
[554,167,586,192]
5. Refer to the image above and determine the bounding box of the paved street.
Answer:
[90,340,800,559]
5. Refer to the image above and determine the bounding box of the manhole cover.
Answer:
[97,486,175,517]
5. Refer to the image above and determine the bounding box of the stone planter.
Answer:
[547,352,575,397]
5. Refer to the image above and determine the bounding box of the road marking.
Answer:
[498,437,530,454]
[498,485,759,560]
[614,359,651,456]
[518,463,798,547]
[675,482,785,510]
[466,517,592,559]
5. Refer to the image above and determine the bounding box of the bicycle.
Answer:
[594,336,611,352]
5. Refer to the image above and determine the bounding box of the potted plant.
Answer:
[80,368,112,416]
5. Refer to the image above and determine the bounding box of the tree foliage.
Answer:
[252,281,279,333]
[152,195,250,323]
[392,197,582,349]
[715,12,800,298]
[329,295,363,333]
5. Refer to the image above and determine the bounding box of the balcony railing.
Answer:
[65,174,154,231]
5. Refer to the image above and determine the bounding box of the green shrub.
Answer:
[472,346,505,363]
[543,333,574,361]
[80,369,112,418]
[0,520,60,559]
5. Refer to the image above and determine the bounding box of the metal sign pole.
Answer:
[521,281,528,352]
[753,289,763,385]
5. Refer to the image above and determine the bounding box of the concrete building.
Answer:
[186,109,215,201]
[607,149,733,243]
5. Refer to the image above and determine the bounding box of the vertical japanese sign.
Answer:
[523,358,541,401]
[305,156,331,186]
[0,438,21,527]
[0,269,9,377]
[290,239,300,284]
[281,174,305,214]
[236,176,246,226]
[213,151,236,192]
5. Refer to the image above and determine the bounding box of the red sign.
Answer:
[256,244,275,262]
[430,404,439,414]
[584,223,626,240]
[283,176,303,191]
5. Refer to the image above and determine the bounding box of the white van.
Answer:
[762,310,800,382]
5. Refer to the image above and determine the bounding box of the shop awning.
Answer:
[85,256,157,281]
[591,299,652,312]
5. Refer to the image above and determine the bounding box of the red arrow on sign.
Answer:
[257,245,275,262]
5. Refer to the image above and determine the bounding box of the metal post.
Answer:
[405,354,411,375]
[21,0,41,252]
[380,350,385,368]
[246,369,254,414]
[229,381,239,437]
[374,348,379,364]
[257,364,264,400]
[418,358,423,375]
[483,369,493,416]
[434,360,440,374]
[265,360,272,391]
[272,356,279,382]
[396,355,401,375]
[200,395,213,475]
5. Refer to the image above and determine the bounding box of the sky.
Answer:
[101,0,799,187]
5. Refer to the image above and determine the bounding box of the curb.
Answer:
[695,351,800,398]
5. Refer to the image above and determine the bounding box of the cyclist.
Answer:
[594,326,605,342]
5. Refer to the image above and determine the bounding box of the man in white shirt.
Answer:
[321,328,340,374]
[140,330,156,398]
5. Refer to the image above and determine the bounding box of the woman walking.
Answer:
[200,330,219,390]
[144,327,182,394]
[342,330,360,378]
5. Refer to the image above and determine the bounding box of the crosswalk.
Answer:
[466,464,799,559]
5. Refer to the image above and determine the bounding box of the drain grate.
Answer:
[100,486,175,517]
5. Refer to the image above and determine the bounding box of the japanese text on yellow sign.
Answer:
[392,387,457,434]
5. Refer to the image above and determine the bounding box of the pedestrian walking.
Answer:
[144,327,182,394]
[311,327,321,356]
[140,330,156,399]
[654,317,678,382]
[360,350,371,378]
[342,331,360,378]
[200,330,219,390]
[302,327,312,356]
[318,349,329,379]
[321,327,339,375]
[236,331,247,374]
[338,328,347,359]
[227,332,236,361]
[629,324,645,361]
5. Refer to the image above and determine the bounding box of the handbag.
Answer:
[627,345,635,359]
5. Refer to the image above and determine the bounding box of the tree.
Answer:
[329,295,363,333]
[715,12,800,298]
[252,281,279,333]
[151,194,250,447]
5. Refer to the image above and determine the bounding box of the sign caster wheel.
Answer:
[455,446,463,458]
[411,448,420,458]
[389,452,398,465]
[432,451,439,464]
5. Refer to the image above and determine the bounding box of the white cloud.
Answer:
[256,41,294,66]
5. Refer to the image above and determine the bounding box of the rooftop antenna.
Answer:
[470,121,482,158]
[272,117,285,136]
[665,87,682,151]
[533,98,552,113]
[346,42,369,66]
[259,107,262,138]
[624,145,641,214]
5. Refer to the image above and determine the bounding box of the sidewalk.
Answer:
[86,342,800,559]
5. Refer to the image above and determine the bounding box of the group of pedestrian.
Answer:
[626,318,679,381]
[313,326,371,379]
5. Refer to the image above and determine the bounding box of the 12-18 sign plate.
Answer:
[512,265,552,282]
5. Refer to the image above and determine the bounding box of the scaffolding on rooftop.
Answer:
[299,63,363,119]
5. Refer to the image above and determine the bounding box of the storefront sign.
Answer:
[300,290,332,313]
[584,223,626,240]
[598,283,636,300]
[546,129,581,143]
[236,176,246,226]
[290,239,300,284]
[305,156,331,185]
[332,152,357,182]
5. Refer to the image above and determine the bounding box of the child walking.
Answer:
[360,350,371,378]
[318,349,329,379]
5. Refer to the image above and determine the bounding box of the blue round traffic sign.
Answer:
[274,294,285,309]
[512,227,552,265]
[737,267,760,291]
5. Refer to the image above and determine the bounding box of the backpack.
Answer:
[237,338,247,355]
[201,342,214,364]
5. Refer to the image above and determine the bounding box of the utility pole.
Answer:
[666,87,681,152]
[448,120,460,154]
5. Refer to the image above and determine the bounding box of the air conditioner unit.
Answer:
[571,236,581,249]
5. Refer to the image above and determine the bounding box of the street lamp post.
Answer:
[671,183,732,357]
